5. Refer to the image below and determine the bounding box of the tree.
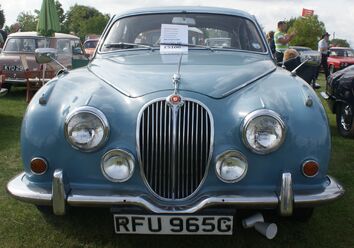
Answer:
[64,4,109,40]
[331,38,350,47]
[17,11,37,31]
[287,15,326,50]
[0,4,5,28]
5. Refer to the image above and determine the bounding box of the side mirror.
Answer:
[35,48,58,64]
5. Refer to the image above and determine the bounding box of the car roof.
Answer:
[8,32,80,39]
[113,6,255,21]
[290,46,311,49]
[84,39,99,42]
[330,47,352,50]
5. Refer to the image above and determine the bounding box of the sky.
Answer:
[2,0,354,46]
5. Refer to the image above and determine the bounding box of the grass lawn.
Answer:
[0,74,353,248]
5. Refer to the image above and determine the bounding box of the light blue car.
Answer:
[7,7,344,235]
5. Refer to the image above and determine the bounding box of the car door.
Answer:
[71,39,89,69]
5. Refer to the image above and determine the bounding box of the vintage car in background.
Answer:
[0,32,88,90]
[285,46,321,89]
[327,47,354,74]
[290,46,321,66]
[7,7,344,235]
[322,65,354,137]
[83,38,99,59]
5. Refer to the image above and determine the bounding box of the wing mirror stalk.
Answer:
[35,48,69,74]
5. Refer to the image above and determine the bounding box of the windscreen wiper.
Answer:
[104,42,153,49]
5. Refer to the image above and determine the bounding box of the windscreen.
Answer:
[101,13,266,53]
[4,38,49,52]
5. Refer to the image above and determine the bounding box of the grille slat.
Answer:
[139,99,212,200]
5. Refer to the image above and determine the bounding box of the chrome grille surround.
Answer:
[136,98,214,200]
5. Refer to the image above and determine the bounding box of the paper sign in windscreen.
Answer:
[160,24,188,54]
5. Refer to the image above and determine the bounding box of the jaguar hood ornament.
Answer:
[167,54,184,108]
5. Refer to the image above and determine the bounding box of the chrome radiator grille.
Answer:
[138,99,212,200]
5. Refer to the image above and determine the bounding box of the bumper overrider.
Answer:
[6,170,344,216]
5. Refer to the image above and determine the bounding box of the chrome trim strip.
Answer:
[52,169,66,215]
[279,172,294,216]
[64,106,110,152]
[136,97,214,201]
[241,109,286,155]
[7,173,344,214]
[6,173,52,205]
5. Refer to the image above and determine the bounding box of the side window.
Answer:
[22,39,36,52]
[56,39,71,54]
[71,39,84,55]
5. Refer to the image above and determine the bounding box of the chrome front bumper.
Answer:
[6,170,344,216]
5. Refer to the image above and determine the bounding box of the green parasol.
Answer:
[37,0,61,36]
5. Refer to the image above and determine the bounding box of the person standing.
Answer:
[317,32,330,80]
[274,21,296,62]
[0,24,7,48]
[267,31,276,55]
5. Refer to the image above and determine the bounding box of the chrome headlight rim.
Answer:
[64,106,110,152]
[242,109,286,155]
[215,150,248,183]
[101,149,135,183]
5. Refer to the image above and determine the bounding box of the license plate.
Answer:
[113,214,234,235]
[2,65,24,72]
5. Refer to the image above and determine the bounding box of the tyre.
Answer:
[2,83,12,92]
[329,64,336,74]
[336,103,354,138]
[291,208,314,222]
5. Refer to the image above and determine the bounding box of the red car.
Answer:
[327,47,354,74]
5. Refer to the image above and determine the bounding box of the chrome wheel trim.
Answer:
[340,104,353,131]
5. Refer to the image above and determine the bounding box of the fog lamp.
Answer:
[101,149,135,182]
[216,151,248,183]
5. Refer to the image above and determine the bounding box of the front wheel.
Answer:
[336,103,354,138]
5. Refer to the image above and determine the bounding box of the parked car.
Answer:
[286,46,321,89]
[327,47,354,74]
[321,65,354,137]
[0,32,88,90]
[83,38,99,59]
[290,46,321,66]
[7,7,344,235]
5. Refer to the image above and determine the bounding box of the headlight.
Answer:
[242,109,286,155]
[101,149,135,182]
[216,151,248,183]
[65,106,109,152]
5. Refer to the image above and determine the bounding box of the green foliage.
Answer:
[0,4,5,29]
[331,38,350,47]
[16,11,37,32]
[287,15,326,50]
[64,4,109,40]
[55,1,67,33]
